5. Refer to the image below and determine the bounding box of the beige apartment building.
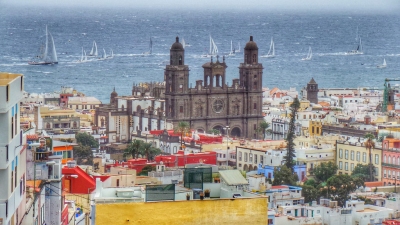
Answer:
[336,141,382,181]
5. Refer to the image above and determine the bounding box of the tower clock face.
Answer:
[212,99,224,113]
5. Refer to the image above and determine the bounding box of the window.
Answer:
[254,154,257,164]
[375,167,379,176]
[339,149,343,158]
[351,163,354,171]
[375,154,379,164]
[345,150,349,159]
[180,106,183,113]
[249,153,253,163]
[252,54,256,63]
[6,84,9,101]
[244,153,248,162]
[339,161,343,170]
[384,155,387,163]
[345,162,348,171]
[254,103,257,110]
[363,152,367,162]
[398,157,400,165]
[389,156,392,164]
[254,124,256,130]
[384,169,387,177]
[351,151,354,160]
[238,152,242,161]
[356,152,360,161]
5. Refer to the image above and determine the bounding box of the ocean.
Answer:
[1,5,400,103]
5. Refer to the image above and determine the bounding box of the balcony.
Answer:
[382,163,400,169]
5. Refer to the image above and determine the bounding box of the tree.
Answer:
[76,132,99,149]
[174,121,190,150]
[272,165,299,186]
[284,98,300,172]
[73,145,93,165]
[124,139,144,160]
[352,164,373,181]
[322,174,364,206]
[364,133,376,182]
[139,165,156,176]
[257,120,270,140]
[313,162,338,182]
[140,142,162,161]
[302,185,320,203]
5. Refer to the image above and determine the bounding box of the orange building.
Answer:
[52,140,76,164]
[382,137,400,186]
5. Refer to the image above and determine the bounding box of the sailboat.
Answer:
[77,47,87,63]
[181,38,186,49]
[201,35,218,57]
[228,40,235,56]
[89,41,98,57]
[107,49,114,59]
[98,48,107,60]
[346,37,363,55]
[28,26,58,65]
[142,37,153,55]
[301,47,312,61]
[377,58,387,68]
[236,42,241,53]
[261,37,275,58]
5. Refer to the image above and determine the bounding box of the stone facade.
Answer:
[164,36,264,139]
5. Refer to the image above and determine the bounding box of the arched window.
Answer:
[389,156,392,164]
[384,155,387,163]
[375,154,379,164]
[249,153,253,163]
[252,54,256,63]
[398,157,400,165]
[179,56,182,65]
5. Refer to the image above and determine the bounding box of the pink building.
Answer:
[382,137,400,186]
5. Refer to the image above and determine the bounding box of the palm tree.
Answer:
[258,121,270,140]
[364,133,375,182]
[141,142,153,161]
[174,121,190,150]
[124,139,144,160]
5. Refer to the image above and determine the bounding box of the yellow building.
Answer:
[308,121,322,136]
[96,197,268,225]
[336,141,382,181]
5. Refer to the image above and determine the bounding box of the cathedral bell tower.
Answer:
[164,37,190,119]
[239,36,263,92]
[306,78,318,104]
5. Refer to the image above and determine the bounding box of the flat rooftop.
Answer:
[0,72,22,86]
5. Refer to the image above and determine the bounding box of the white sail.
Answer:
[346,35,363,55]
[182,38,186,49]
[202,35,218,57]
[43,25,49,60]
[29,25,58,65]
[377,58,387,68]
[261,37,275,58]
[102,48,107,59]
[90,41,98,56]
[236,42,241,53]
[80,47,84,62]
[228,40,235,56]
[302,47,312,61]
[209,35,212,55]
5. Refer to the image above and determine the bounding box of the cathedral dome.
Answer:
[244,36,258,50]
[170,37,184,50]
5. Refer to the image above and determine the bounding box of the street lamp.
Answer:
[223,126,230,166]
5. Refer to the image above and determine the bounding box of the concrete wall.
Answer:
[96,197,268,225]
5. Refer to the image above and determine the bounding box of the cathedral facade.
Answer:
[164,36,264,138]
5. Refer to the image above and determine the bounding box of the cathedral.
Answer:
[96,36,265,142]
[164,36,264,138]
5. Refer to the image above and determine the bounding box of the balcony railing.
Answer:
[382,163,400,169]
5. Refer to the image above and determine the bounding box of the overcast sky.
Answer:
[2,0,400,12]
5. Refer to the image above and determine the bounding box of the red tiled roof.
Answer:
[365,181,383,187]
[27,134,39,141]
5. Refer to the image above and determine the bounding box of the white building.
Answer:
[0,72,26,225]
